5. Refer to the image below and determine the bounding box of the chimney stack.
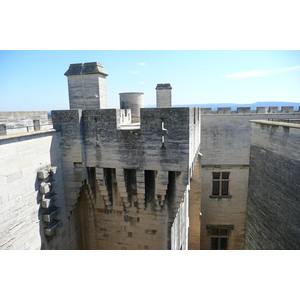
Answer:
[156,84,172,108]
[64,62,108,110]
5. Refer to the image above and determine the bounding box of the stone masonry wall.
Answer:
[0,111,50,135]
[51,107,201,249]
[0,129,67,250]
[200,111,300,249]
[188,157,201,250]
[245,121,300,249]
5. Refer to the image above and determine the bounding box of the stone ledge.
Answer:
[209,195,233,200]
[250,120,300,129]
[0,129,56,141]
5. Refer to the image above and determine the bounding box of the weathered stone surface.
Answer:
[156,84,172,108]
[245,121,300,250]
[0,130,66,250]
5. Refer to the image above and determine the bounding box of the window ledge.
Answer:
[209,195,232,199]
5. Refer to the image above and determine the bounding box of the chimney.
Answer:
[64,62,108,110]
[156,83,172,108]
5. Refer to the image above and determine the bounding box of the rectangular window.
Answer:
[212,172,230,196]
[211,228,228,250]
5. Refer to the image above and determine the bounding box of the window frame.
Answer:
[211,171,231,197]
[206,225,234,250]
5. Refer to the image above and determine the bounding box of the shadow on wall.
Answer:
[35,132,65,250]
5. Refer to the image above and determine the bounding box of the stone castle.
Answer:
[1,62,299,250]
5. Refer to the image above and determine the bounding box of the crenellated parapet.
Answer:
[201,106,300,114]
[51,107,201,223]
[77,107,200,173]
[0,111,52,135]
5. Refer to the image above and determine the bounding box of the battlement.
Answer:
[201,106,300,114]
[0,111,52,136]
[51,107,201,173]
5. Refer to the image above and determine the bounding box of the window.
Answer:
[211,228,228,250]
[212,172,230,196]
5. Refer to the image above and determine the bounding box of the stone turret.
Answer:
[64,62,108,110]
[119,92,144,123]
[156,84,172,108]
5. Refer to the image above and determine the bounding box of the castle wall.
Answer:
[200,110,300,249]
[0,128,67,250]
[51,109,88,214]
[200,166,248,250]
[245,121,300,249]
[0,111,50,135]
[51,107,201,249]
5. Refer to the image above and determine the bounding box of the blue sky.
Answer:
[0,50,299,111]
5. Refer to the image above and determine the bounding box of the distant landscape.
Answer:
[146,101,300,111]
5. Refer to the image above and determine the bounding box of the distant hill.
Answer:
[146,102,300,111]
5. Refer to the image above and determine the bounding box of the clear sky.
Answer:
[1,50,299,111]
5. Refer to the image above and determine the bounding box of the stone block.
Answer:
[49,166,57,175]
[41,193,57,209]
[237,107,251,114]
[40,182,51,194]
[44,219,62,236]
[268,106,278,113]
[42,206,60,223]
[281,106,294,113]
[38,169,50,180]
[218,107,231,114]
[201,108,212,114]
[256,107,268,113]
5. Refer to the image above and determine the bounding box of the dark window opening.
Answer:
[145,170,156,208]
[166,171,177,211]
[124,169,137,206]
[104,168,114,205]
[210,228,229,250]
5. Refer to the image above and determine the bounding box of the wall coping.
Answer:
[201,106,300,114]
[250,120,300,129]
[0,128,56,142]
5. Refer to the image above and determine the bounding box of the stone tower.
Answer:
[156,84,172,107]
[64,62,108,110]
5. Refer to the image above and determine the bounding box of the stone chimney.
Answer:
[64,62,108,110]
[156,84,172,108]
